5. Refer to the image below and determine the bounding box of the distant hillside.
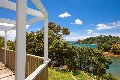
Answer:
[77,35,120,53]
[79,35,120,44]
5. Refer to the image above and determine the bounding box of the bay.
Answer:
[72,44,97,48]
[107,57,120,78]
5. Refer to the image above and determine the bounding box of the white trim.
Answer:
[15,0,27,80]
[27,17,43,25]
[0,28,11,31]
[44,18,48,61]
[25,59,50,80]
[0,25,13,30]
[4,31,7,65]
[0,18,43,26]
[0,18,16,25]
[0,0,49,79]
[32,0,48,17]
[0,0,45,18]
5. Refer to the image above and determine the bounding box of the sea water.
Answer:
[72,44,97,48]
[107,57,120,78]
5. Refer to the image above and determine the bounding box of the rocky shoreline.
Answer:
[103,52,120,59]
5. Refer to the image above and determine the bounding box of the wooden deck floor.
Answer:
[0,62,15,80]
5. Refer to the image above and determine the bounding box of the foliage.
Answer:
[65,47,112,76]
[100,73,117,80]
[110,44,120,55]
[0,36,4,48]
[0,22,113,78]
[26,22,70,56]
[7,40,15,50]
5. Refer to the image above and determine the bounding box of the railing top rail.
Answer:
[25,59,51,80]
[26,54,44,59]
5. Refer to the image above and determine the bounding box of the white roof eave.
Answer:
[0,18,42,25]
[32,0,48,17]
[0,0,48,31]
[0,0,45,18]
[0,25,13,31]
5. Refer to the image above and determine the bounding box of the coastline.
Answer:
[103,52,120,59]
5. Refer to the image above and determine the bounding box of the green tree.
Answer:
[110,44,120,55]
[0,36,4,48]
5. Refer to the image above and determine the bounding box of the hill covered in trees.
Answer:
[77,35,120,55]
[0,22,116,79]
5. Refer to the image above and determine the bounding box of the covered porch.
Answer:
[0,0,50,80]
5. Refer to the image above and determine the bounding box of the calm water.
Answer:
[107,57,120,78]
[72,44,97,48]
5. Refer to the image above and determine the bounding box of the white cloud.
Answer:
[26,25,30,29]
[110,21,120,28]
[93,33,100,37]
[0,22,30,41]
[0,31,4,36]
[74,19,82,25]
[111,34,120,37]
[96,21,120,30]
[37,29,41,30]
[7,30,16,41]
[87,30,93,34]
[65,31,91,41]
[65,35,91,41]
[59,12,71,18]
[64,29,120,41]
[96,24,112,30]
[0,30,16,41]
[71,19,83,25]
[93,33,100,36]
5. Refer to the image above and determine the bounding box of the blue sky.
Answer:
[0,0,120,41]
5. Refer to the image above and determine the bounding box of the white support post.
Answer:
[4,31,7,65]
[44,18,48,62]
[16,0,27,80]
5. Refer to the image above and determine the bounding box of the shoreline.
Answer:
[103,52,120,59]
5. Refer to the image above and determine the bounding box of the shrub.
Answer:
[110,44,120,55]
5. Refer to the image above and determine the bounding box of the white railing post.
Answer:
[16,0,27,80]
[4,31,7,65]
[44,18,48,61]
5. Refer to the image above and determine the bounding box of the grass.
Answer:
[72,70,93,80]
[48,68,93,80]
[48,68,73,80]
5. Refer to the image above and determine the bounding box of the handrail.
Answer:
[25,59,51,80]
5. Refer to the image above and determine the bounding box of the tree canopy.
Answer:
[0,22,113,78]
